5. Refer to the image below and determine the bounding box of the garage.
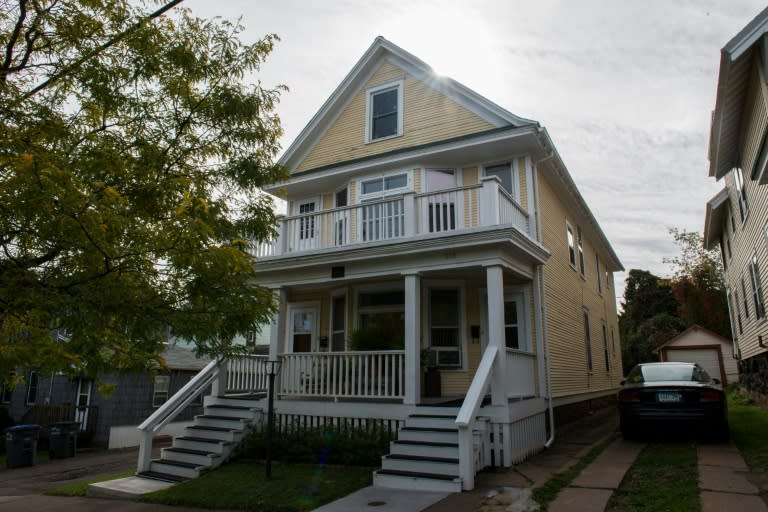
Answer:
[653,325,737,384]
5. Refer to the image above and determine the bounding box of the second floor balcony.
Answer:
[253,176,530,258]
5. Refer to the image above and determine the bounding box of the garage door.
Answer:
[665,348,722,382]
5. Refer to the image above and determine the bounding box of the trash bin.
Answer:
[4,424,40,468]
[48,421,79,459]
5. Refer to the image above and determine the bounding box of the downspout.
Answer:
[532,144,556,448]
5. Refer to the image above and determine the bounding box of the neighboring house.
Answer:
[653,325,738,384]
[1,344,211,447]
[704,7,768,397]
[240,36,624,491]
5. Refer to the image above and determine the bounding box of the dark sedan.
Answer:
[618,362,729,441]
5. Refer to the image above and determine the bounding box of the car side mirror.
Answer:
[712,378,721,385]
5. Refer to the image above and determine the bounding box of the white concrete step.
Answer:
[204,395,263,409]
[404,414,458,429]
[195,414,251,430]
[381,454,459,476]
[203,404,261,420]
[149,460,202,479]
[184,425,244,443]
[174,436,231,454]
[398,427,458,444]
[389,440,458,459]
[161,447,222,467]
[373,470,462,493]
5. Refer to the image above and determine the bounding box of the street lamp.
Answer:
[265,359,281,479]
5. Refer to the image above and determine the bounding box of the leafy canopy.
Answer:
[0,0,288,378]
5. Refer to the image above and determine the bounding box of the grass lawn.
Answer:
[139,460,372,512]
[727,388,768,471]
[44,470,135,497]
[606,442,699,512]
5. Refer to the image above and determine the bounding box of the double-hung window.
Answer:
[750,253,765,320]
[153,375,170,407]
[734,167,749,222]
[25,371,38,405]
[359,172,409,242]
[596,255,602,294]
[366,80,403,142]
[566,221,576,268]
[583,309,593,372]
[428,288,462,368]
[577,227,585,276]
[742,277,751,319]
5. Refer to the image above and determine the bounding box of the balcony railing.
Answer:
[250,177,529,257]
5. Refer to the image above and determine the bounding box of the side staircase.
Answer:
[374,410,487,493]
[138,394,264,483]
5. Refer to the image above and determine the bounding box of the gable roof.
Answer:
[702,187,729,250]
[709,6,768,179]
[653,325,733,353]
[278,36,537,171]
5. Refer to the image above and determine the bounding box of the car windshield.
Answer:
[627,364,710,383]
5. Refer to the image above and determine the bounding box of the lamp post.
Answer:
[265,359,281,479]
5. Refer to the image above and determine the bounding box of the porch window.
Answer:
[428,289,461,367]
[425,169,457,233]
[750,253,765,320]
[334,188,349,246]
[485,162,518,200]
[504,299,521,350]
[331,294,347,352]
[298,202,316,241]
[355,290,404,350]
[153,375,170,407]
[359,173,408,242]
[25,371,38,405]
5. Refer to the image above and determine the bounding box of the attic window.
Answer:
[366,80,403,143]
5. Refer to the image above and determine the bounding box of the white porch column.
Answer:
[404,273,421,404]
[486,265,507,406]
[269,288,287,361]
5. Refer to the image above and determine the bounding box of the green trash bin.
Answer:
[4,424,40,468]
[49,421,79,459]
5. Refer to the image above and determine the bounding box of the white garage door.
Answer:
[665,348,721,381]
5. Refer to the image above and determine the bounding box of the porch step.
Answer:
[204,395,264,410]
[381,454,459,476]
[204,404,261,420]
[150,459,204,479]
[184,425,244,443]
[161,447,222,466]
[194,414,252,429]
[137,470,188,484]
[373,469,462,493]
[398,426,458,443]
[405,414,458,429]
[389,440,459,459]
[174,436,232,454]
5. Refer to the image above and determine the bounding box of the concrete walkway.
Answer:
[699,443,768,512]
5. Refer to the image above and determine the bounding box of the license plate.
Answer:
[657,391,681,403]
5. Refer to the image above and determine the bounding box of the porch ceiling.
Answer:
[252,225,549,288]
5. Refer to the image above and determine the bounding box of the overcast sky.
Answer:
[184,0,765,305]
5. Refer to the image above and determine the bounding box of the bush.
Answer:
[239,421,395,466]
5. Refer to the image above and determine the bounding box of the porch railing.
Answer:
[227,355,269,393]
[279,351,405,399]
[506,349,537,398]
[250,177,529,257]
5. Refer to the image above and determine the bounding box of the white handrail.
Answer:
[456,345,497,491]
[137,359,221,472]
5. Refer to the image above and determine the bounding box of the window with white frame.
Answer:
[331,293,347,352]
[742,277,751,319]
[357,289,405,349]
[734,287,744,334]
[602,322,609,372]
[484,162,518,200]
[583,309,593,372]
[366,80,403,142]
[359,172,409,198]
[734,167,749,222]
[152,375,170,407]
[358,172,409,242]
[727,288,738,340]
[596,254,602,294]
[427,288,462,367]
[750,253,765,320]
[577,226,585,276]
[566,221,576,268]
[25,371,38,405]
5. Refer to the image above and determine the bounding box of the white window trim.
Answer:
[583,308,593,374]
[750,252,765,321]
[566,220,577,269]
[734,167,749,224]
[357,169,411,202]
[292,196,321,216]
[478,285,532,354]
[482,160,521,203]
[365,79,404,144]
[152,375,170,408]
[329,289,349,352]
[423,280,467,371]
[352,283,405,331]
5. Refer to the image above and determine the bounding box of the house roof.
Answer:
[278,37,538,171]
[702,187,729,250]
[708,6,768,180]
[273,36,623,272]
[160,344,211,371]
[652,325,733,354]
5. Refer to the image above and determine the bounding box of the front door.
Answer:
[74,378,93,431]
[288,306,318,353]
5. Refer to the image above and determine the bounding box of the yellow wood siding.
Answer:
[538,174,623,398]
[723,57,768,361]
[296,60,496,173]
[518,157,528,211]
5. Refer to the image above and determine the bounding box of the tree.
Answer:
[0,0,288,380]
[619,269,681,369]
[664,229,730,338]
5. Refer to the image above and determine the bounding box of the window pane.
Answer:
[384,173,407,190]
[504,300,518,325]
[373,89,397,116]
[426,169,455,191]
[359,290,404,307]
[431,327,458,347]
[505,327,519,349]
[431,289,459,326]
[362,178,383,195]
[486,164,514,195]
[372,89,398,140]
[336,188,348,207]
